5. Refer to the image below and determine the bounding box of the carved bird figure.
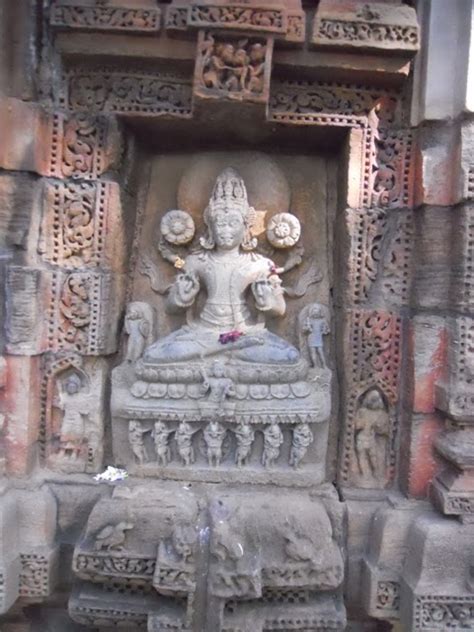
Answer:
[94,521,134,552]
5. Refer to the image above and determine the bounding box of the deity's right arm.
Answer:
[166,257,201,313]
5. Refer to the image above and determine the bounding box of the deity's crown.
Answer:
[207,168,250,218]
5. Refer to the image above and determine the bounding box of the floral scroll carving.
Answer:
[60,69,193,117]
[50,3,161,33]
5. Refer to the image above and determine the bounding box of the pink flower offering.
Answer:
[219,330,244,344]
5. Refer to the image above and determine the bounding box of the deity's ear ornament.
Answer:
[266,212,301,249]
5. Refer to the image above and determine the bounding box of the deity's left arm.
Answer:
[251,271,286,317]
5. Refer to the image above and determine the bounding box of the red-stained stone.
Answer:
[410,316,448,414]
[407,413,445,499]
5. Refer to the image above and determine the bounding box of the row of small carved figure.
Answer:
[128,419,314,468]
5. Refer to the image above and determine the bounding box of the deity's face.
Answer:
[65,378,80,395]
[212,361,226,377]
[366,390,384,410]
[210,210,246,250]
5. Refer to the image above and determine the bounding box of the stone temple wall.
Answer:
[0,1,472,631]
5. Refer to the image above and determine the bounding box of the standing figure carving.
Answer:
[124,302,154,363]
[262,421,283,468]
[354,389,390,485]
[129,420,149,465]
[153,421,172,466]
[176,421,196,466]
[201,361,235,405]
[234,421,255,467]
[289,423,314,468]
[203,420,226,467]
[143,168,300,366]
[55,373,90,460]
[302,303,330,368]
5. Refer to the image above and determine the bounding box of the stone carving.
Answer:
[354,390,389,486]
[50,3,161,32]
[201,361,236,411]
[196,32,271,102]
[56,273,92,352]
[153,420,173,466]
[60,68,193,117]
[19,554,50,598]
[262,421,283,467]
[161,209,195,245]
[94,522,134,552]
[112,166,331,481]
[54,373,91,461]
[165,5,188,30]
[188,5,286,33]
[203,420,226,467]
[143,169,297,365]
[302,303,330,368]
[371,128,413,209]
[289,423,314,468]
[176,421,197,466]
[124,302,154,363]
[414,596,474,630]
[269,80,399,125]
[5,266,42,354]
[128,420,150,465]
[234,421,255,467]
[314,19,419,48]
[376,580,400,611]
[266,212,301,249]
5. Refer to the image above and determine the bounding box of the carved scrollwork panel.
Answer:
[59,69,193,117]
[50,3,162,33]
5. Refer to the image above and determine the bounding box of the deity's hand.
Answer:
[252,274,285,315]
[174,271,200,306]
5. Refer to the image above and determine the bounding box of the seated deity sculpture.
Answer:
[142,168,300,366]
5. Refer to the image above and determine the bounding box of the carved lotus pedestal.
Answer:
[111,357,331,486]
[69,482,346,631]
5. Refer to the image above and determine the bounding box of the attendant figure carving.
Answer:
[128,420,149,465]
[176,421,196,466]
[203,420,226,466]
[289,423,314,468]
[262,421,283,467]
[234,421,255,467]
[55,374,90,460]
[201,361,235,406]
[124,302,153,363]
[354,389,389,483]
[303,303,330,368]
[153,421,172,466]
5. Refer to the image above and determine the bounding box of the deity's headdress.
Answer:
[201,168,257,250]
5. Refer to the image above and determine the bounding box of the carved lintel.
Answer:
[187,4,287,34]
[311,0,420,55]
[59,68,193,118]
[50,2,161,33]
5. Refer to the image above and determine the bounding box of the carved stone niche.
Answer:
[69,482,346,631]
[111,151,333,487]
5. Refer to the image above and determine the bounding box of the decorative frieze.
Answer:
[312,1,419,55]
[187,5,287,34]
[47,270,117,355]
[48,112,120,180]
[59,69,193,117]
[369,128,414,209]
[269,80,400,126]
[414,595,474,630]
[39,180,123,271]
[50,2,161,33]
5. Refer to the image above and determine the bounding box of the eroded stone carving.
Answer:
[195,32,272,103]
[112,166,331,483]
[94,522,134,552]
[354,389,390,487]
[124,302,154,363]
[50,3,161,33]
